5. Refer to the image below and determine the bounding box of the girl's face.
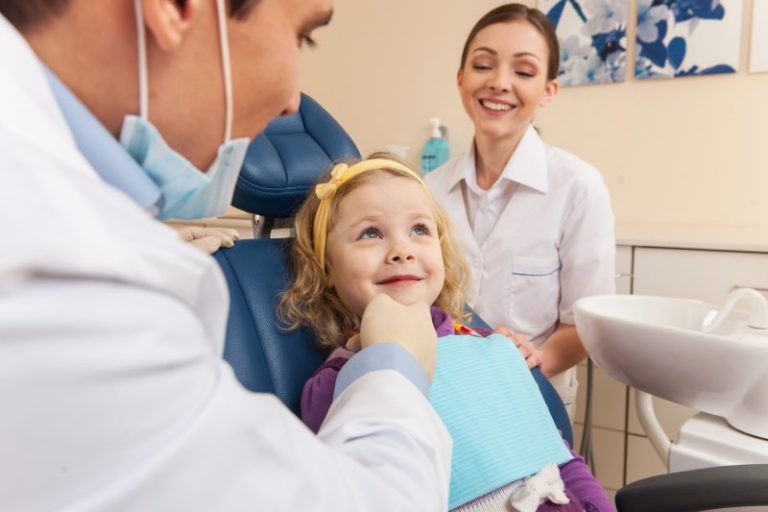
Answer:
[457,20,558,143]
[325,173,446,318]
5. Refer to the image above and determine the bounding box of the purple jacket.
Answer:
[301,307,615,512]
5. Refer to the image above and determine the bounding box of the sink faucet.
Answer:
[703,288,768,333]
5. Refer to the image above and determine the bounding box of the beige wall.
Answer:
[299,0,768,228]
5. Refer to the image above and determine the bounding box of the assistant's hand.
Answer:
[178,226,240,254]
[349,294,438,382]
[495,326,544,370]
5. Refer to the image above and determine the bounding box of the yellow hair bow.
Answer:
[315,163,349,200]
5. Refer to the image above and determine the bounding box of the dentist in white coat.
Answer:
[0,1,450,510]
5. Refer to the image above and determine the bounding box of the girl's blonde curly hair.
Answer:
[278,156,470,352]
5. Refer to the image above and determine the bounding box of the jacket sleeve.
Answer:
[558,171,616,325]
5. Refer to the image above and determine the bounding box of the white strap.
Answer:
[215,0,233,143]
[134,0,149,119]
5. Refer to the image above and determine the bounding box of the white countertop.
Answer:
[616,223,768,253]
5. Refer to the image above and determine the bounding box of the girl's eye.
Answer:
[411,224,431,237]
[516,70,535,78]
[359,227,381,240]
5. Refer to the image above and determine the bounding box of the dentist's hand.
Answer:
[178,226,240,254]
[348,294,438,382]
[495,326,543,370]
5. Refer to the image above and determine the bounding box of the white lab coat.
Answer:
[425,130,615,411]
[0,15,450,512]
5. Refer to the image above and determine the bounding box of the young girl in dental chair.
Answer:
[279,156,614,511]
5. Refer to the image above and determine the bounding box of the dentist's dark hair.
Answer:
[0,0,261,32]
[459,3,560,81]
[0,0,68,31]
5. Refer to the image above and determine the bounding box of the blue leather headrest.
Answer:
[233,93,361,217]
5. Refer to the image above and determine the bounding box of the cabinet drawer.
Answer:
[633,247,768,304]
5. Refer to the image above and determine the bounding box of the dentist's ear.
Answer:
[141,0,201,52]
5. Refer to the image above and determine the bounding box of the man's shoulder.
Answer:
[0,131,216,302]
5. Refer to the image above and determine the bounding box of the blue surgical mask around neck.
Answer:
[120,0,249,220]
[120,117,249,220]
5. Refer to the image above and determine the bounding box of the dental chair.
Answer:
[212,93,573,442]
[214,93,359,412]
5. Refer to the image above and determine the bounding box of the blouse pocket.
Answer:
[506,257,561,338]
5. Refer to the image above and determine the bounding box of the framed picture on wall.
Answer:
[635,0,743,79]
[750,0,768,72]
[539,0,629,86]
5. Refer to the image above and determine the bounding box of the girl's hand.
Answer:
[495,326,544,370]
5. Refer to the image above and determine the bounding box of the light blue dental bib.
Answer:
[430,334,573,509]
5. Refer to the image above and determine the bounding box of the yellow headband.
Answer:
[312,159,426,270]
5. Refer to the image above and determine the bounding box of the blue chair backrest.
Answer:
[232,93,360,219]
[215,239,323,414]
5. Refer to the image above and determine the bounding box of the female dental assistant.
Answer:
[0,1,451,510]
[425,4,615,417]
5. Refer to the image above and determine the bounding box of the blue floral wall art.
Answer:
[540,0,629,86]
[635,0,743,79]
[750,0,768,72]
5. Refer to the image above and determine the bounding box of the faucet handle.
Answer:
[703,287,768,333]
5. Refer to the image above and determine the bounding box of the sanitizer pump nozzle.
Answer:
[430,117,442,139]
[420,117,450,175]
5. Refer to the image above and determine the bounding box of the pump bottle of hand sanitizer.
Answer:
[420,117,450,175]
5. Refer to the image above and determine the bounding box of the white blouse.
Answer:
[426,126,616,345]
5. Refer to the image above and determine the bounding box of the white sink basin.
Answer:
[574,292,768,439]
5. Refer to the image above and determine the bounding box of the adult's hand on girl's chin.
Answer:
[358,294,438,382]
[495,326,544,370]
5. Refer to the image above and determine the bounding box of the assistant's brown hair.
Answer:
[459,3,560,81]
[279,156,470,351]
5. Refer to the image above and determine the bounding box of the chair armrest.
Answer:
[616,464,768,512]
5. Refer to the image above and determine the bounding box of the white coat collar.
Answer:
[0,14,90,177]
[496,125,549,194]
[449,125,550,195]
